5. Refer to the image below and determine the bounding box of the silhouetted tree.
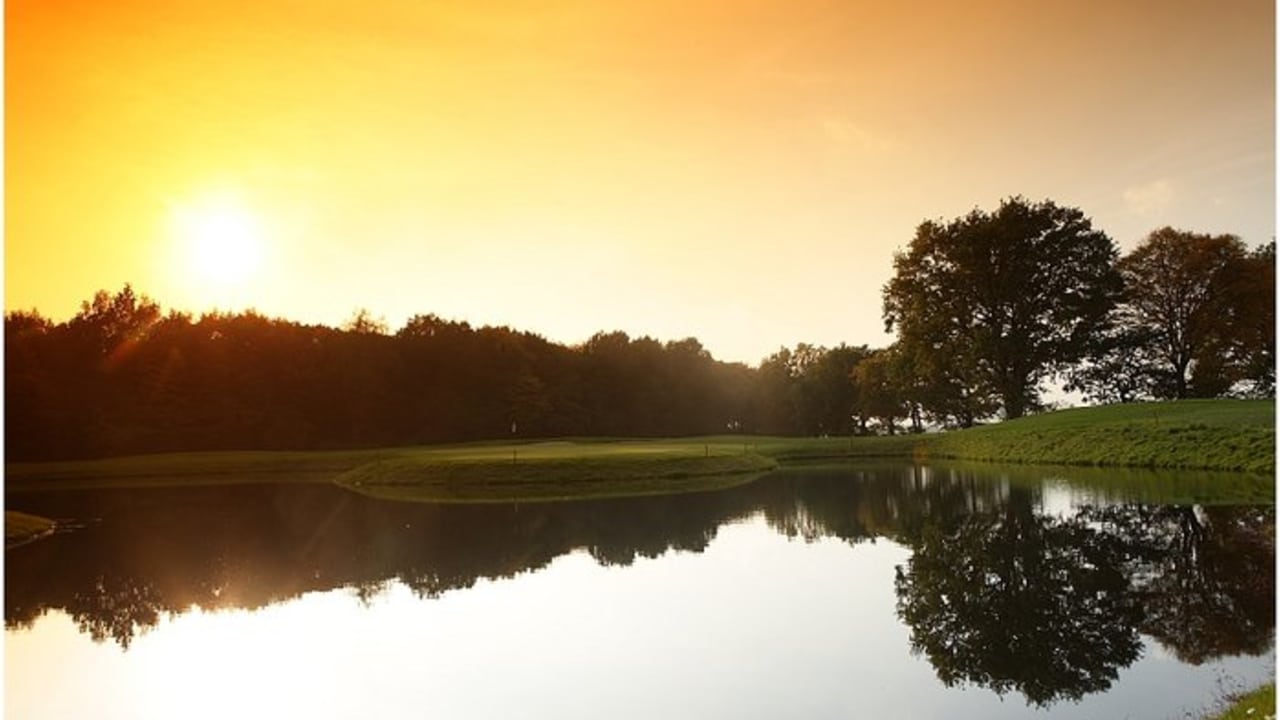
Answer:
[1065,325,1157,404]
[1221,241,1275,397]
[890,341,996,429]
[1117,228,1251,399]
[784,343,828,434]
[795,344,870,435]
[69,284,162,358]
[344,308,389,335]
[884,344,927,433]
[883,197,1122,420]
[752,347,798,434]
[851,347,904,434]
[747,344,869,436]
[5,309,59,457]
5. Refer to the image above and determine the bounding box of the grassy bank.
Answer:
[1205,683,1274,720]
[5,399,1271,502]
[922,399,1274,475]
[2,447,400,489]
[5,511,56,549]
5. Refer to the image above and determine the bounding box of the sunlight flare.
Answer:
[170,192,265,289]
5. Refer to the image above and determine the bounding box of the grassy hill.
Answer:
[922,399,1274,475]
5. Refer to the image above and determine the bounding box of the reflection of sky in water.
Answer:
[1040,481,1099,517]
[7,516,1272,720]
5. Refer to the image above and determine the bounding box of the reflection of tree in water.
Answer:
[580,499,726,567]
[70,573,165,649]
[755,465,1010,546]
[4,483,769,644]
[893,495,1275,707]
[7,570,165,650]
[1082,504,1275,664]
[894,490,1142,706]
[5,466,1274,700]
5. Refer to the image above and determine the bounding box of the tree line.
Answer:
[5,286,881,460]
[5,196,1273,460]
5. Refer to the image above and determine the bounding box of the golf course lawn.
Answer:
[5,399,1272,502]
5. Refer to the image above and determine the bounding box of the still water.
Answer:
[6,464,1274,719]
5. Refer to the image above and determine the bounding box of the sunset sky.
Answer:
[6,0,1275,364]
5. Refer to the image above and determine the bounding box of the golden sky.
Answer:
[6,0,1275,363]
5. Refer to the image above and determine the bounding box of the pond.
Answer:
[5,463,1274,719]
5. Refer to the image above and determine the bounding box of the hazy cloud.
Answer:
[1123,178,1175,216]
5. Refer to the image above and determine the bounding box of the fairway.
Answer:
[4,439,791,501]
[332,441,781,502]
[5,399,1272,502]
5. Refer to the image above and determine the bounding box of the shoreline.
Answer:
[5,400,1273,500]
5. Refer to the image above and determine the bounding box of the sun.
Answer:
[171,193,265,289]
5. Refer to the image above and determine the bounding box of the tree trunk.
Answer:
[1174,359,1190,399]
[1002,387,1027,419]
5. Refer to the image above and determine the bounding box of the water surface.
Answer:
[6,463,1274,719]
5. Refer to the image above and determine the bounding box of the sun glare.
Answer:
[171,194,265,289]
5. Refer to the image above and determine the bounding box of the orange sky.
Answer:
[6,0,1275,364]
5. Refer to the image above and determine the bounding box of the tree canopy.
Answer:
[883,197,1122,421]
[5,288,900,460]
[1071,229,1274,402]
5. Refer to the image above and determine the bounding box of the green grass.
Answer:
[333,444,778,502]
[5,440,784,502]
[5,399,1271,503]
[923,399,1274,475]
[1,436,915,499]
[5,511,56,549]
[3,447,403,489]
[1204,683,1275,720]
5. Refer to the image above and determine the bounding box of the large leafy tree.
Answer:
[1064,325,1158,404]
[750,343,871,436]
[883,198,1122,420]
[1220,241,1275,397]
[798,344,872,436]
[1116,228,1257,399]
[851,347,905,434]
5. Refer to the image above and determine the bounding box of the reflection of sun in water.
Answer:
[171,193,265,289]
